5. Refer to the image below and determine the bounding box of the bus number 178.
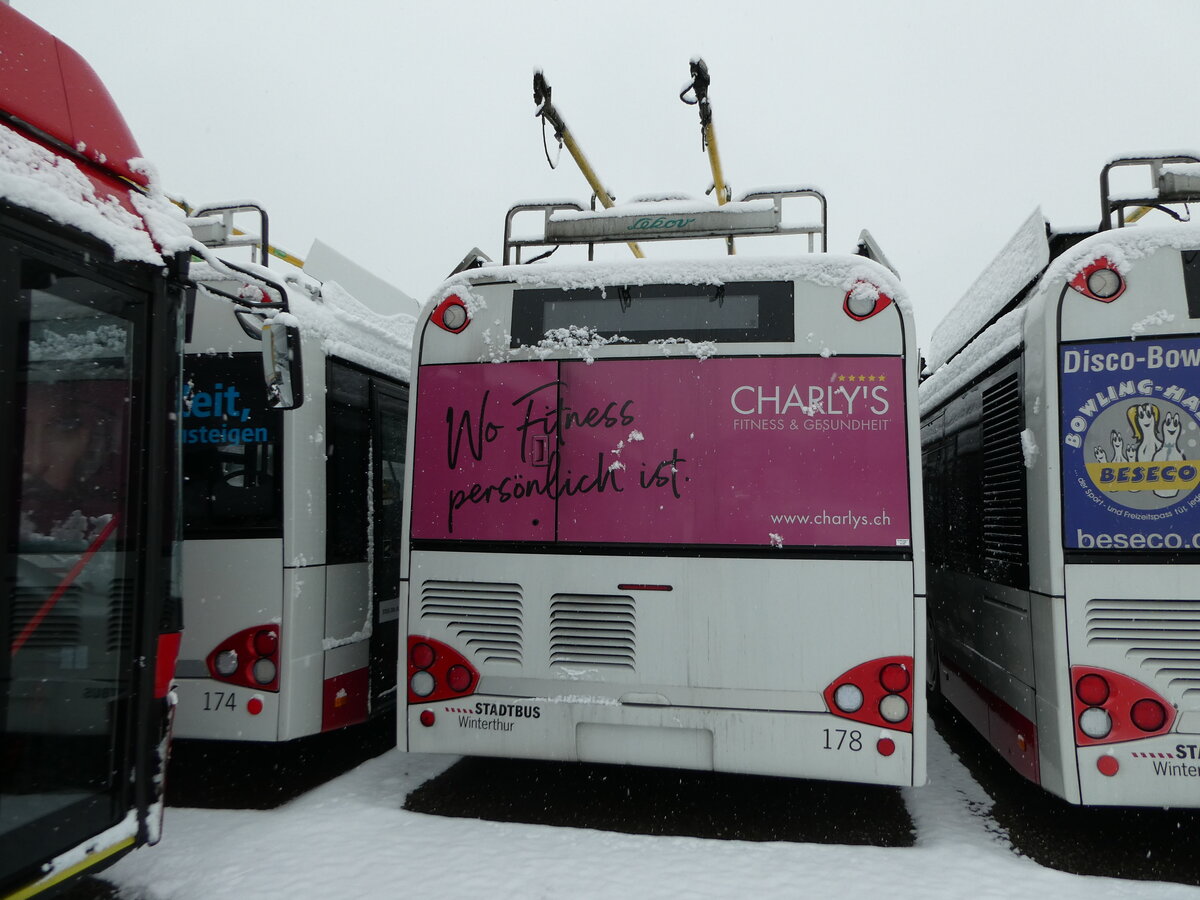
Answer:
[823,729,862,751]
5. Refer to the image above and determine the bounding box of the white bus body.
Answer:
[921,154,1200,806]
[401,196,927,786]
[172,220,413,743]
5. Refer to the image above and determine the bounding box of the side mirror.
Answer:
[261,320,303,409]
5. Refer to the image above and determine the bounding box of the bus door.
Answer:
[1,245,145,887]
[370,383,408,709]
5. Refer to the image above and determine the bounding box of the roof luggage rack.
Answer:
[501,187,827,265]
[1100,153,1200,230]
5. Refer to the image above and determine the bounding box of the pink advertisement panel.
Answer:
[412,356,911,548]
[411,362,557,541]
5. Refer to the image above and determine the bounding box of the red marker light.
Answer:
[880,663,911,694]
[432,295,470,333]
[843,280,893,321]
[447,664,473,693]
[1130,698,1167,733]
[253,629,278,657]
[1069,258,1125,302]
[1075,673,1110,707]
[411,641,436,670]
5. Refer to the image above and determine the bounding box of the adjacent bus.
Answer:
[1,7,189,896]
[921,154,1200,806]
[402,193,927,786]
[171,213,415,743]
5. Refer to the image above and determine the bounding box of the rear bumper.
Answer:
[409,693,920,786]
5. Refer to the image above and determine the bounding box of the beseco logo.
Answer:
[1072,398,1200,508]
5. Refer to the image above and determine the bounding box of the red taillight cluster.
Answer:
[1069,257,1126,302]
[843,280,893,321]
[431,294,470,333]
[824,656,914,732]
[408,635,479,705]
[1072,666,1174,745]
[206,625,280,692]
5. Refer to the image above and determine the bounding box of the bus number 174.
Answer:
[203,691,237,711]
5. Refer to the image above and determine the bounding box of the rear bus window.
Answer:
[510,281,794,346]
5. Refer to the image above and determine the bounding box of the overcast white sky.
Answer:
[16,0,1200,347]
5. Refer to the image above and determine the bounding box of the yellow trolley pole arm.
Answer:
[232,228,306,268]
[534,71,644,258]
[682,58,734,253]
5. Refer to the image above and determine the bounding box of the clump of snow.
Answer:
[488,325,633,365]
[649,337,718,360]
[847,280,880,306]
[1130,309,1176,337]
[1020,429,1039,468]
[29,323,128,361]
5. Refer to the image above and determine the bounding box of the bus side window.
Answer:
[326,361,370,564]
[374,387,408,560]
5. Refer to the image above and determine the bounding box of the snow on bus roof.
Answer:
[923,208,1049,375]
[290,277,414,382]
[920,216,1200,415]
[433,254,909,315]
[1042,219,1200,290]
[547,197,776,222]
[918,306,1024,414]
[0,121,192,264]
[191,259,415,382]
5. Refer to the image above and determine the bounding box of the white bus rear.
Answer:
[402,194,926,785]
[172,211,413,743]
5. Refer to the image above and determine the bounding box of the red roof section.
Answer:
[0,5,149,187]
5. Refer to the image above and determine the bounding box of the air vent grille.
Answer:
[550,594,635,669]
[419,580,523,665]
[1085,598,1200,703]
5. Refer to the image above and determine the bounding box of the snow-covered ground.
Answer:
[103,725,1198,899]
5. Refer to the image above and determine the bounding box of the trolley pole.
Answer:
[533,71,644,259]
[681,58,735,253]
